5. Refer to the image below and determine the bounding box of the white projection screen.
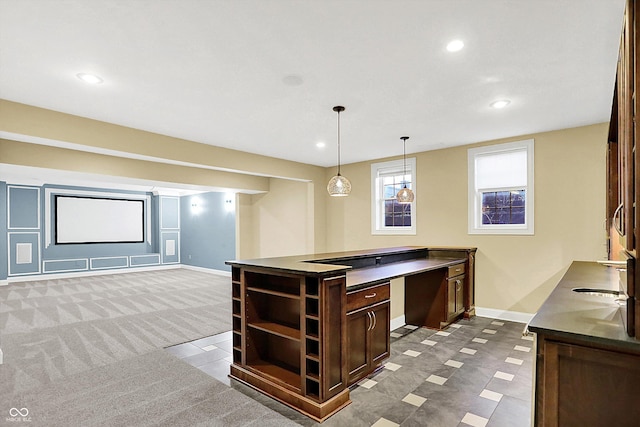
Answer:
[55,196,144,244]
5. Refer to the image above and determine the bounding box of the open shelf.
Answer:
[244,271,301,298]
[248,321,300,341]
[246,361,302,393]
[247,286,301,300]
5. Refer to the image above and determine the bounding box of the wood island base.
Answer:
[230,365,351,422]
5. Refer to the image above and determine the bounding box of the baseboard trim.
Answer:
[3,264,231,284]
[180,265,231,277]
[475,307,534,324]
[390,315,406,331]
[5,264,181,283]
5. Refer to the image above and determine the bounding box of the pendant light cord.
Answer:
[401,136,409,188]
[337,109,341,175]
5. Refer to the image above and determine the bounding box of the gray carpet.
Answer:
[0,269,299,426]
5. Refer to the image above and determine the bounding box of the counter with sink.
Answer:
[528,261,640,426]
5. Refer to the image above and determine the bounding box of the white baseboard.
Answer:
[475,307,534,324]
[390,315,406,331]
[386,309,533,331]
[0,280,7,287]
[180,264,231,277]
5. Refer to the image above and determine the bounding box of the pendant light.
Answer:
[396,136,415,203]
[327,106,352,196]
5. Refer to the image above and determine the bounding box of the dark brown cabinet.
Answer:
[608,0,640,338]
[535,334,640,427]
[346,283,390,386]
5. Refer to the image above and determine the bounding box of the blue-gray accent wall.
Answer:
[0,182,8,280]
[3,182,236,278]
[180,192,235,272]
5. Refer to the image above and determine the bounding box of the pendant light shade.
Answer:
[327,106,352,197]
[396,136,415,203]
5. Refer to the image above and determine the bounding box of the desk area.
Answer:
[226,246,476,421]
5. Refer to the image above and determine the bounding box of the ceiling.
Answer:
[0,0,626,174]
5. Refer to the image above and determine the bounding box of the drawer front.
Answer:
[448,263,465,278]
[346,282,390,313]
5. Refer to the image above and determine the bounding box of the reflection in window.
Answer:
[481,190,525,225]
[383,174,412,227]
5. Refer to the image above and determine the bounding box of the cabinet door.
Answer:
[370,301,390,365]
[455,278,464,316]
[537,340,640,427]
[346,307,370,385]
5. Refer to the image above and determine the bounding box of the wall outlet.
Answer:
[188,254,192,260]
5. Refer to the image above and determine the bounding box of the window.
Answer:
[468,139,534,235]
[371,158,416,235]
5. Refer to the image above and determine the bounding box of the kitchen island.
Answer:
[226,246,476,421]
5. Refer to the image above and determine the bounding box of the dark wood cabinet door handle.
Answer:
[365,293,377,298]
[366,311,373,331]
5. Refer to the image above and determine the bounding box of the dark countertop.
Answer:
[226,246,471,290]
[528,261,640,351]
[346,258,463,290]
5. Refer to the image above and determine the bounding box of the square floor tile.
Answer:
[384,362,402,371]
[505,357,524,366]
[390,332,403,338]
[201,344,218,351]
[460,347,477,355]
[435,331,450,337]
[449,323,462,328]
[521,335,535,341]
[359,379,378,389]
[461,412,489,427]
[479,388,503,402]
[402,393,427,407]
[514,345,531,352]
[403,350,421,357]
[421,339,437,346]
[494,371,515,381]
[445,359,464,368]
[426,374,447,385]
[491,321,505,326]
[472,337,488,344]
[404,324,419,330]
[371,418,400,427]
[482,329,497,335]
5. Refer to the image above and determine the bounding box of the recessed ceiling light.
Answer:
[316,141,326,149]
[446,39,464,52]
[76,73,103,84]
[490,99,511,109]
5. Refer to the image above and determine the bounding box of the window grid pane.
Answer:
[382,172,412,228]
[481,189,526,225]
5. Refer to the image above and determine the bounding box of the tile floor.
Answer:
[165,316,534,426]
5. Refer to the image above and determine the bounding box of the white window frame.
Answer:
[371,157,417,235]
[468,139,534,235]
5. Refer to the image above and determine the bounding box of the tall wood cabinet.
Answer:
[608,0,639,338]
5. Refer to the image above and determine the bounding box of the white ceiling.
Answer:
[0,0,626,172]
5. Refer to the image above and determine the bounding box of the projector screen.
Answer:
[55,196,144,244]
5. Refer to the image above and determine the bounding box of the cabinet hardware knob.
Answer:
[365,293,377,298]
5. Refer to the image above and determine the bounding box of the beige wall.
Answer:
[237,178,314,259]
[0,100,608,315]
[0,100,328,256]
[325,124,608,315]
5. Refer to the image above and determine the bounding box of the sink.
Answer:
[572,288,620,297]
